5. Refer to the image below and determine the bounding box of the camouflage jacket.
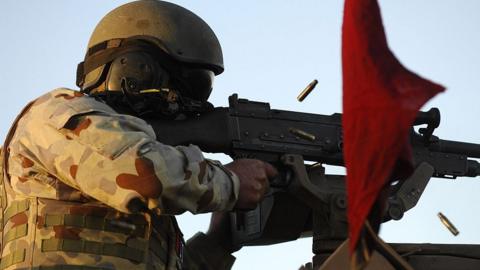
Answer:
[0,88,239,270]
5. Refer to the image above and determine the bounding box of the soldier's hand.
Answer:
[225,159,278,210]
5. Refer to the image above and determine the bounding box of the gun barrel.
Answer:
[434,139,480,159]
[467,160,480,177]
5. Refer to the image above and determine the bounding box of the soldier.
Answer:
[0,1,276,269]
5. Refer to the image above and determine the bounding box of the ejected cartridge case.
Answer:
[297,79,318,102]
[289,128,316,141]
[437,212,459,236]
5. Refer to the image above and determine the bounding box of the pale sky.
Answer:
[1,1,480,269]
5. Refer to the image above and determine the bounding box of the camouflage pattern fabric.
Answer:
[0,88,239,269]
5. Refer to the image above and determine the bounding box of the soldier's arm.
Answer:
[41,102,239,214]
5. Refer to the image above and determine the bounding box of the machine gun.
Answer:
[148,94,480,269]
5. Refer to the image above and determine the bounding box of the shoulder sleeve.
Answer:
[22,90,240,214]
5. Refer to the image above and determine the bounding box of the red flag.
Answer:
[342,0,445,256]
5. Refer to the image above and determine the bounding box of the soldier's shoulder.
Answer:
[34,88,112,111]
[28,88,115,129]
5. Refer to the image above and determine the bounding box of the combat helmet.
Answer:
[76,0,223,114]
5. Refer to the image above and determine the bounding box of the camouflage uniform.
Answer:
[0,88,239,269]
